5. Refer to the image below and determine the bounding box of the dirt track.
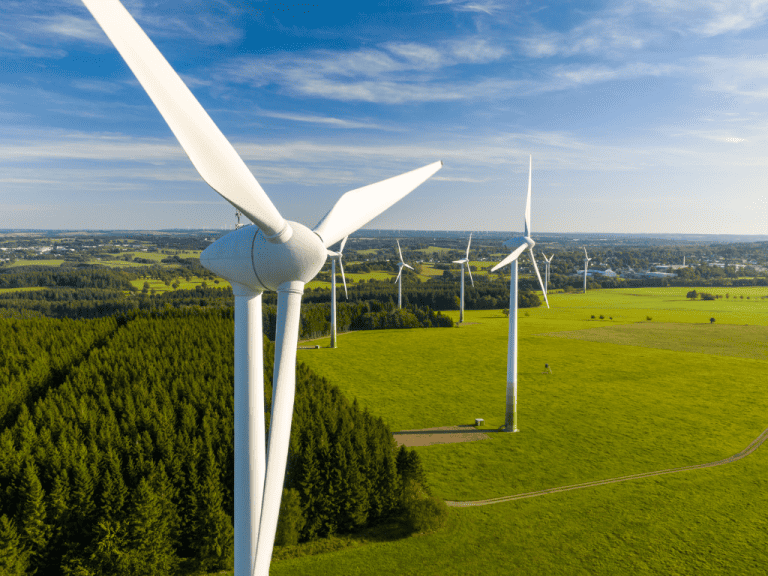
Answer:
[445,425,768,507]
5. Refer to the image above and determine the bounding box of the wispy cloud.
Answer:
[696,55,768,99]
[217,37,508,104]
[253,110,395,130]
[430,0,507,16]
[644,0,768,37]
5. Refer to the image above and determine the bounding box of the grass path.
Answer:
[447,424,768,507]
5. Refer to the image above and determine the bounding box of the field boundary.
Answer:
[446,425,768,507]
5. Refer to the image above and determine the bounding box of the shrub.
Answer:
[402,483,449,534]
[599,315,604,320]
[710,317,716,324]
[646,316,652,321]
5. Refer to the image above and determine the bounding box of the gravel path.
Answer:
[446,425,768,508]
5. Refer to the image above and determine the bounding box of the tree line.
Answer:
[0,309,441,575]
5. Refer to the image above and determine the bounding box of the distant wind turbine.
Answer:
[80,2,442,575]
[452,234,474,323]
[583,247,592,293]
[491,156,549,432]
[395,240,414,309]
[327,236,348,349]
[542,253,554,296]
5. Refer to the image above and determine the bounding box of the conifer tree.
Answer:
[192,445,233,571]
[18,461,51,573]
[0,514,28,576]
[123,476,177,576]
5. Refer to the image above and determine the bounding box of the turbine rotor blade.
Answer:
[253,281,304,574]
[397,239,404,264]
[524,155,532,237]
[467,262,474,287]
[395,267,403,283]
[313,161,443,248]
[466,233,472,259]
[338,257,348,299]
[81,0,288,240]
[339,235,348,255]
[529,248,549,309]
[491,242,527,272]
[404,263,414,271]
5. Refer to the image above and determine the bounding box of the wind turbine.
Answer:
[327,236,348,349]
[490,155,548,432]
[452,234,474,323]
[542,253,554,296]
[395,240,414,309]
[583,247,592,293]
[79,3,442,576]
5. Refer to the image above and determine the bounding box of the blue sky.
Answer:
[2,0,768,234]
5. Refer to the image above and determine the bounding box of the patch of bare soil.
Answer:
[393,425,492,447]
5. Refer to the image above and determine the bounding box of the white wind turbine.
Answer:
[542,253,554,296]
[490,156,549,432]
[583,247,592,293]
[80,3,442,576]
[327,236,348,349]
[452,234,474,323]
[395,239,414,309]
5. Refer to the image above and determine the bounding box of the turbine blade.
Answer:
[338,257,348,299]
[491,242,527,272]
[397,239,404,264]
[81,0,288,239]
[253,281,303,575]
[467,262,474,287]
[396,267,403,283]
[529,248,549,309]
[583,247,589,259]
[404,263,414,270]
[339,235,349,255]
[524,155,532,237]
[466,233,472,259]
[313,161,442,247]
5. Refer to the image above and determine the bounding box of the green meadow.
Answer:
[279,287,768,574]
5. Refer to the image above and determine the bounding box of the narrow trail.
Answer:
[446,425,768,508]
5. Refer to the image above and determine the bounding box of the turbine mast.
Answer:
[506,260,519,432]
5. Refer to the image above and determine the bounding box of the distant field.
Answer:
[545,322,768,361]
[0,286,47,293]
[6,259,66,267]
[285,287,768,574]
[128,276,228,293]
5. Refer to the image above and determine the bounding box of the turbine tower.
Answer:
[583,247,592,293]
[542,253,554,296]
[327,236,348,349]
[395,239,414,309]
[452,234,474,323]
[80,3,442,575]
[491,155,548,432]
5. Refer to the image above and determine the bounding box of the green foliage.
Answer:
[275,489,306,547]
[0,309,431,571]
[0,515,28,576]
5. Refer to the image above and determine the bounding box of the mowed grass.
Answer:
[286,287,768,574]
[271,450,768,575]
[547,322,768,361]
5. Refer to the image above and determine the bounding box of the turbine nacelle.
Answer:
[201,222,327,292]
[502,236,535,251]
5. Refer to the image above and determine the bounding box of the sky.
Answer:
[1,0,768,235]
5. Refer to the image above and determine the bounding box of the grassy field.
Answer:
[0,286,48,293]
[128,276,229,293]
[279,287,768,574]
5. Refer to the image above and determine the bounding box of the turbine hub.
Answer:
[200,221,327,292]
